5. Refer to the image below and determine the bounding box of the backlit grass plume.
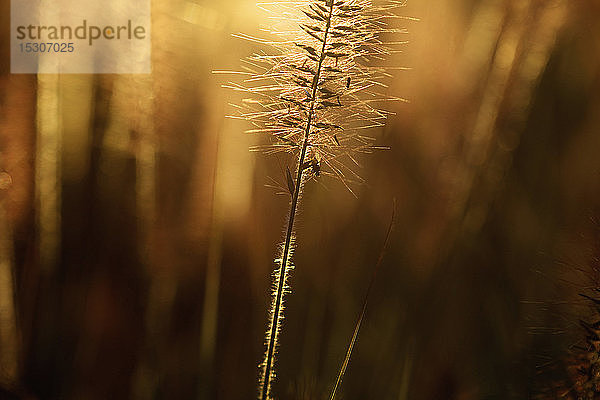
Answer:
[218,1,406,398]
[556,245,600,399]
[536,287,600,399]
[535,228,600,399]
[565,291,600,398]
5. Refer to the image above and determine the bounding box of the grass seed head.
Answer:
[225,0,407,193]
[218,1,407,399]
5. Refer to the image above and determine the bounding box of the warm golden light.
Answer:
[2,0,600,398]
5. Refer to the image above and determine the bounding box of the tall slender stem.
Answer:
[260,1,335,399]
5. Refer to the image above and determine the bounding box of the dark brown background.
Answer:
[1,0,600,399]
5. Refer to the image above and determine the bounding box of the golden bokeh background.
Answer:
[1,0,600,399]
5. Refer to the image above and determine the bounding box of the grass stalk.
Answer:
[218,0,406,397]
[329,199,396,400]
[260,3,336,399]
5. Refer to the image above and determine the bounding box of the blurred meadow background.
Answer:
[1,0,600,399]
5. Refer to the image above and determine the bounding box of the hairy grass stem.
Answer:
[260,3,336,399]
[217,0,406,398]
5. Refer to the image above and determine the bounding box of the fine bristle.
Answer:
[226,0,406,193]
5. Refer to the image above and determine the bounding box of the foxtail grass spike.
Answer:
[218,0,406,398]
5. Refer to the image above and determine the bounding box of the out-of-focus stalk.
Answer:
[0,201,19,388]
[36,75,62,275]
